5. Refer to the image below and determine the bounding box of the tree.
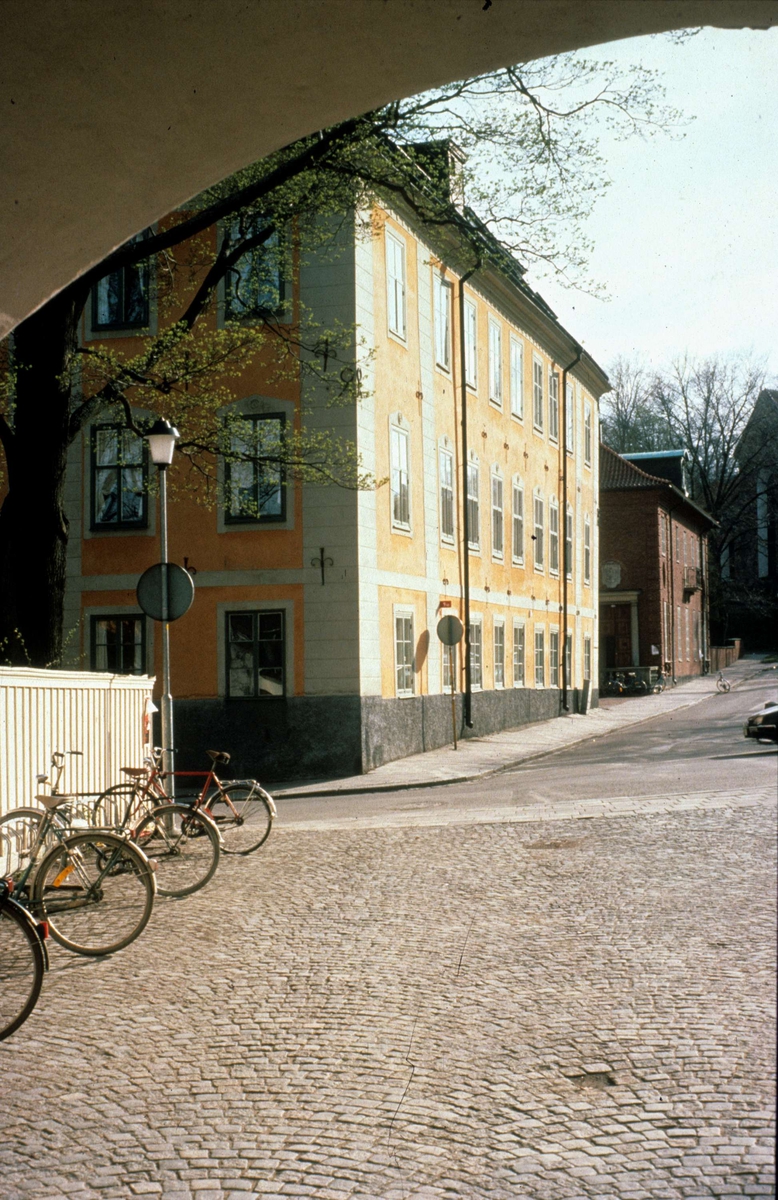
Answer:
[0,54,681,667]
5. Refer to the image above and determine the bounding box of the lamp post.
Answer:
[146,419,179,784]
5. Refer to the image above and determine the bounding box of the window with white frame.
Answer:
[663,600,670,659]
[510,337,524,419]
[464,298,477,388]
[466,460,480,550]
[442,642,454,691]
[439,447,455,542]
[512,481,524,564]
[512,622,525,686]
[533,493,545,570]
[224,412,286,523]
[660,511,667,556]
[565,631,572,687]
[469,619,483,688]
[91,424,148,529]
[491,473,504,559]
[685,606,690,659]
[549,499,560,574]
[549,370,560,442]
[386,231,406,339]
[395,611,415,695]
[565,507,573,579]
[494,620,505,687]
[676,605,682,661]
[534,627,545,686]
[565,381,574,454]
[434,273,452,370]
[549,629,560,686]
[390,422,410,529]
[533,358,544,431]
[584,515,591,584]
[488,319,503,406]
[584,635,591,681]
[584,403,592,466]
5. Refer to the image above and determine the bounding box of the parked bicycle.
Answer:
[94,748,276,857]
[716,671,732,693]
[0,755,156,957]
[0,877,49,1041]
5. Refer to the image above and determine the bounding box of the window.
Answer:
[391,423,411,529]
[386,231,406,338]
[91,616,146,675]
[491,473,504,559]
[663,601,670,659]
[510,337,524,419]
[584,403,592,466]
[224,413,285,522]
[469,620,483,688]
[434,273,452,370]
[685,606,690,659]
[534,627,545,687]
[675,523,681,563]
[533,358,544,431]
[92,424,147,528]
[395,612,415,696]
[512,482,524,564]
[584,515,591,584]
[549,630,560,686]
[488,319,502,406]
[467,460,480,550]
[549,500,560,575]
[226,610,285,698]
[565,631,573,687]
[533,493,545,570]
[584,635,591,681]
[494,621,505,687]
[439,447,455,542]
[565,507,573,579]
[91,233,150,330]
[442,641,454,691]
[565,381,575,454]
[660,512,667,556]
[676,606,682,662]
[549,370,560,443]
[464,299,477,387]
[224,220,284,320]
[512,623,525,686]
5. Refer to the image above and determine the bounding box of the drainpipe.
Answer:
[459,261,479,728]
[668,507,677,684]
[560,345,582,713]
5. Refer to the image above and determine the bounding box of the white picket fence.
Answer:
[0,667,154,816]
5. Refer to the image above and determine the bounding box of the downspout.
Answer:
[668,507,677,683]
[560,345,582,713]
[459,262,479,728]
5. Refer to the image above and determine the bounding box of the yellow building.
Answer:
[63,180,607,780]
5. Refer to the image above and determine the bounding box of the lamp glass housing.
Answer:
[146,420,179,466]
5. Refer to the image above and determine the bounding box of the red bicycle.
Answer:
[94,748,276,857]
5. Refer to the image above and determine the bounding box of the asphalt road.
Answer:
[277,672,778,826]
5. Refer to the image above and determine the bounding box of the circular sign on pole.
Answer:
[437,614,464,646]
[137,563,195,622]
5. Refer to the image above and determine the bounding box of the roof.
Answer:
[600,443,716,529]
[623,449,687,462]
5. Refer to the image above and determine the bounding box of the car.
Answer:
[743,701,778,743]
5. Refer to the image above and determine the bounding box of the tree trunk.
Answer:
[0,285,88,667]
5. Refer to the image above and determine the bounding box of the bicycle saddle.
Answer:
[206,749,231,764]
[36,794,74,811]
[121,767,147,778]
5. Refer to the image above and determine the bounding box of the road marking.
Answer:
[277,787,776,833]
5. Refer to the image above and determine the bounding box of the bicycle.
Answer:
[0,759,156,956]
[95,748,276,857]
[716,672,732,693]
[0,878,49,1041]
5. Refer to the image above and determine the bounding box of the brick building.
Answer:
[599,446,716,683]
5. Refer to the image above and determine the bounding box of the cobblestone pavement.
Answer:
[1,791,774,1200]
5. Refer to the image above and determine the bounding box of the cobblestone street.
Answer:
[1,787,774,1199]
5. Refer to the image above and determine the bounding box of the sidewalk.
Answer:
[273,658,773,800]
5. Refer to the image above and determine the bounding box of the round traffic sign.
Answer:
[437,614,463,646]
[136,563,195,622]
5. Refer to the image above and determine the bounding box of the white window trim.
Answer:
[548,368,560,445]
[533,490,545,573]
[393,605,416,697]
[491,469,504,562]
[512,477,525,566]
[386,229,407,343]
[434,271,452,374]
[493,617,506,690]
[464,297,478,390]
[488,317,503,408]
[549,498,560,577]
[549,625,560,689]
[584,401,593,468]
[532,355,545,435]
[512,620,526,688]
[469,614,483,691]
[509,335,524,421]
[565,380,575,455]
[389,415,412,534]
[466,454,481,553]
[565,505,574,580]
[534,624,546,688]
[439,441,455,546]
[584,514,591,585]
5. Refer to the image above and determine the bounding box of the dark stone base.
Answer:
[164,687,598,783]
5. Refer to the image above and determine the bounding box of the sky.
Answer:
[528,26,778,386]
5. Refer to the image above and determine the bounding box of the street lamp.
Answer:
[146,419,179,784]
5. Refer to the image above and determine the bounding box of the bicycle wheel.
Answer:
[133,804,220,898]
[32,831,155,956]
[0,899,45,1041]
[204,782,275,855]
[92,783,153,830]
[0,807,51,884]
[716,677,730,693]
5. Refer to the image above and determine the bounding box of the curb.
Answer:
[273,684,725,801]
